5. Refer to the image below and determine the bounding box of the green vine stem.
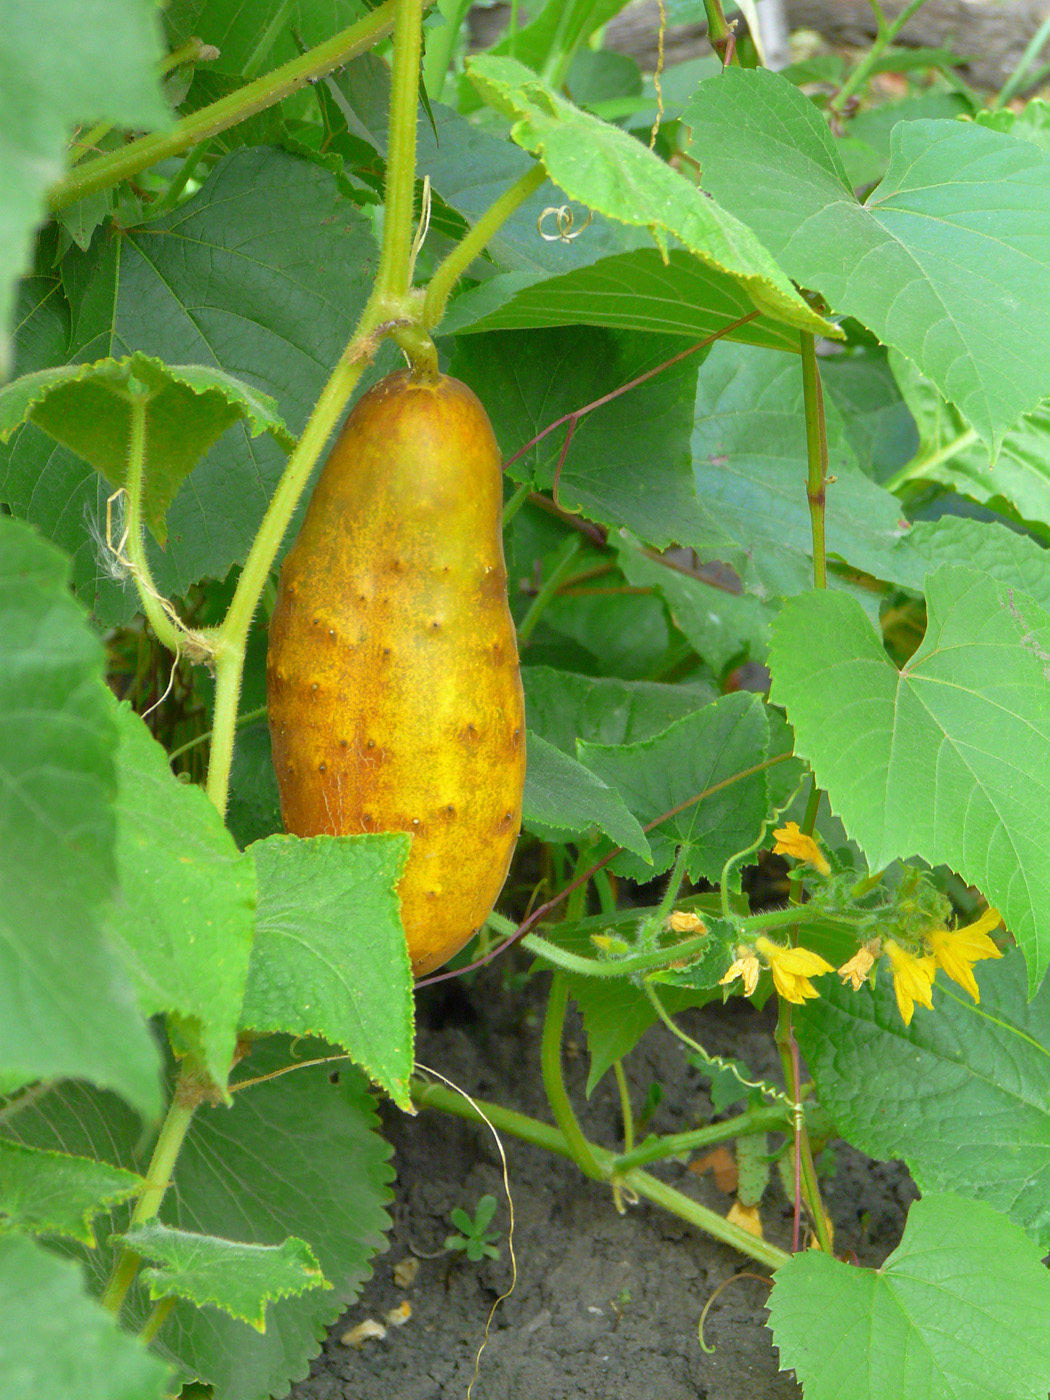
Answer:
[139,1296,177,1346]
[412,1078,790,1271]
[122,389,190,657]
[374,0,426,311]
[516,535,583,645]
[523,901,866,980]
[612,1060,634,1155]
[166,703,268,765]
[992,10,1050,108]
[523,929,713,979]
[610,1103,790,1174]
[882,425,979,493]
[49,1,398,213]
[775,1004,834,1254]
[541,974,606,1181]
[799,332,828,591]
[100,1067,206,1316]
[637,842,692,947]
[68,40,216,166]
[422,163,547,331]
[702,0,742,65]
[829,0,930,114]
[147,141,212,219]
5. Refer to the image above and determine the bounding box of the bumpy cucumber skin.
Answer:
[266,371,526,976]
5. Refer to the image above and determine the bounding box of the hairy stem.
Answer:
[524,929,713,979]
[206,342,373,815]
[122,392,184,655]
[50,1,398,212]
[207,0,434,813]
[374,0,425,310]
[610,1103,791,1174]
[101,1068,205,1316]
[775,1005,834,1254]
[412,1079,790,1270]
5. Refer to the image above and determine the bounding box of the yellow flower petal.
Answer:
[754,937,834,1005]
[837,946,876,991]
[719,949,761,998]
[884,940,936,1026]
[928,908,1003,1002]
[772,821,831,876]
[726,1201,764,1238]
[667,911,707,935]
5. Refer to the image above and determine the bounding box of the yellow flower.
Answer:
[719,947,761,998]
[754,936,834,1005]
[927,907,1003,1002]
[772,822,831,876]
[837,945,876,991]
[666,911,707,935]
[727,1201,764,1238]
[884,940,936,1026]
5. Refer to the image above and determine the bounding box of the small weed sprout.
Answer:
[444,1194,501,1262]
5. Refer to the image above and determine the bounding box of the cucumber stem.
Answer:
[374,0,426,308]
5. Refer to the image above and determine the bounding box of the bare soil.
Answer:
[291,962,916,1400]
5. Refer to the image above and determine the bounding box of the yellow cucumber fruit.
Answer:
[266,370,526,975]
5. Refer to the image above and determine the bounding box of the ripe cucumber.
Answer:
[266,371,526,975]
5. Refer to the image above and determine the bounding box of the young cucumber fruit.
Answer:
[266,370,526,975]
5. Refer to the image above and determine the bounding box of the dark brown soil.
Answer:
[291,963,916,1400]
